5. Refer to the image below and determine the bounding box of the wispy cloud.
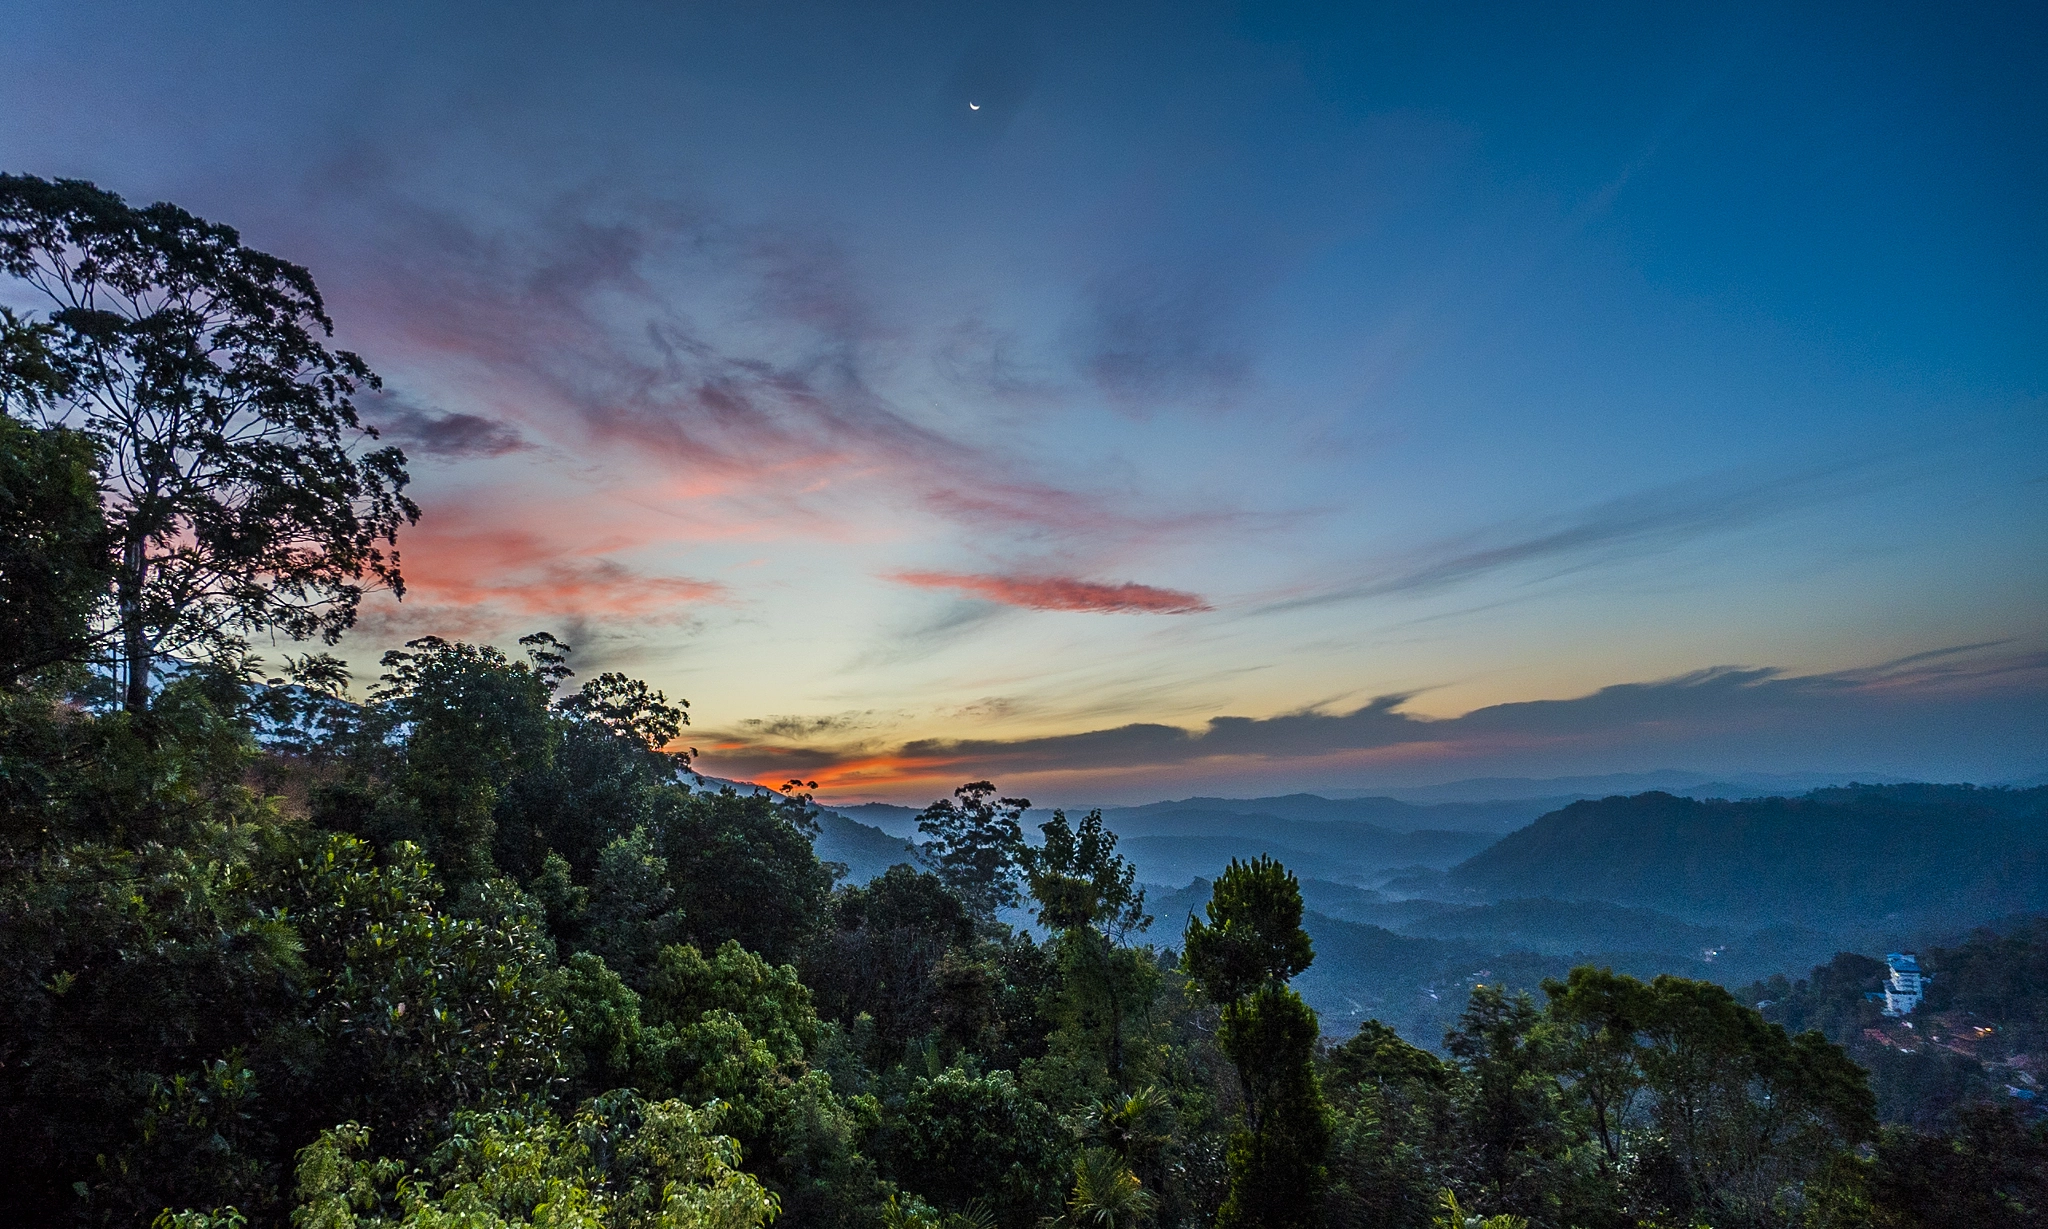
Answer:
[311,184,1255,554]
[1077,260,1254,411]
[1260,460,1904,615]
[390,506,725,622]
[890,570,1213,613]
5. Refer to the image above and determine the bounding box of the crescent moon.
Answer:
[969,102,981,110]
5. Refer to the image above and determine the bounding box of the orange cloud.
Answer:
[889,570,1212,614]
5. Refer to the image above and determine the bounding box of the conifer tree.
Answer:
[1185,855,1331,1229]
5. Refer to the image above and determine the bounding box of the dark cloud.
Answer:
[696,645,2048,790]
[741,712,881,739]
[367,395,530,459]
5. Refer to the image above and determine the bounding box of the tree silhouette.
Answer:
[0,175,416,708]
[916,780,1031,924]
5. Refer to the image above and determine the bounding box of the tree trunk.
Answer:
[119,537,149,711]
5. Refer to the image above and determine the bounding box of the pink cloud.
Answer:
[395,507,724,618]
[889,570,1213,614]
[302,188,1267,554]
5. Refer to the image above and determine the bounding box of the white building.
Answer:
[1881,952,1925,1016]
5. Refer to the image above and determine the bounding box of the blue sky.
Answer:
[3,0,2042,800]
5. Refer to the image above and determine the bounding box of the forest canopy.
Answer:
[2,179,2042,1229]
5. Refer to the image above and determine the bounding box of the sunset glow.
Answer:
[4,3,2041,805]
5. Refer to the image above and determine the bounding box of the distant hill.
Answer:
[824,801,921,838]
[1148,879,1740,1047]
[811,812,918,884]
[1104,810,1493,884]
[1402,898,1723,959]
[1297,907,1730,1046]
[1365,770,1917,805]
[1741,917,2048,1126]
[818,794,1503,886]
[1446,785,2048,932]
[1103,793,1555,834]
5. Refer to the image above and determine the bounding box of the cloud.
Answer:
[385,507,725,625]
[740,712,885,739]
[1261,461,1903,615]
[1077,262,1253,410]
[933,319,1062,401]
[325,192,941,476]
[890,570,1214,613]
[694,644,2048,798]
[366,394,530,459]
[294,182,1284,568]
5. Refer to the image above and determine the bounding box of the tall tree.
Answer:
[1184,856,1331,1229]
[0,174,416,709]
[366,635,561,883]
[1629,975,1875,1227]
[1541,966,1650,1168]
[1444,985,1578,1224]
[1022,809,1155,1089]
[917,780,1031,925]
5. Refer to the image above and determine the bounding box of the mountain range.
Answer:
[783,775,2048,1049]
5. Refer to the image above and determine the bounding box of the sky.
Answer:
[3,0,2043,804]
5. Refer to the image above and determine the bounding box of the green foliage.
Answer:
[1183,855,1315,1006]
[1021,809,1148,939]
[1025,809,1158,1094]
[1443,984,1590,1226]
[803,864,973,1066]
[0,793,569,1224]
[1539,966,1649,1166]
[879,1066,1070,1228]
[1045,933,1165,1099]
[368,636,561,883]
[281,1096,776,1228]
[628,940,885,1222]
[287,838,569,1154]
[555,952,644,1097]
[652,786,836,965]
[1433,1189,1527,1229]
[0,409,110,684]
[583,827,684,984]
[1050,1148,1154,1229]
[555,670,692,768]
[916,781,1030,925]
[1868,1104,2048,1229]
[0,303,72,412]
[0,673,256,851]
[1185,858,1330,1229]
[1324,1023,1457,1229]
[644,940,818,1063]
[0,174,417,709]
[1215,985,1331,1229]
